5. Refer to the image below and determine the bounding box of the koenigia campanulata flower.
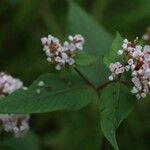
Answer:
[41,34,84,70]
[108,28,150,99]
[0,72,30,137]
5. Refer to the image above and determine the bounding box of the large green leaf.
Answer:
[68,1,112,86]
[100,82,136,150]
[104,32,123,67]
[0,73,98,113]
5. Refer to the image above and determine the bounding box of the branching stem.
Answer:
[74,67,132,93]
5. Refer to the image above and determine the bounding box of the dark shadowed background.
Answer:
[0,0,150,149]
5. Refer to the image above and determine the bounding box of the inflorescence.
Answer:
[0,72,30,137]
[41,34,84,70]
[108,28,150,99]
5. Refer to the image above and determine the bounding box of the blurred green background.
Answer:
[0,0,150,149]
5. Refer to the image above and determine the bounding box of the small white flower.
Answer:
[120,67,125,73]
[41,37,47,45]
[47,57,52,62]
[143,34,149,40]
[36,89,41,94]
[55,64,61,70]
[131,64,136,70]
[136,94,141,100]
[125,65,130,71]
[143,88,149,93]
[72,34,84,50]
[131,87,138,94]
[123,39,128,43]
[108,75,113,81]
[132,71,137,76]
[145,68,150,75]
[118,50,123,55]
[55,56,62,63]
[132,50,141,58]
[122,43,128,49]
[68,58,75,65]
[144,54,150,62]
[22,87,28,90]
[144,45,150,53]
[64,41,69,46]
[136,45,142,51]
[128,59,134,65]
[141,92,146,98]
[68,35,73,41]
[61,53,68,60]
[38,81,45,87]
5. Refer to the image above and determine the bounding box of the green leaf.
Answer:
[100,82,136,150]
[104,32,123,67]
[68,1,112,86]
[0,132,39,150]
[0,73,98,114]
[75,51,96,66]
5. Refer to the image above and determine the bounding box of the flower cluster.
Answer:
[0,114,30,137]
[0,72,30,137]
[41,34,84,70]
[108,29,150,99]
[0,72,23,95]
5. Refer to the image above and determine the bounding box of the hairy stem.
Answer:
[97,81,113,91]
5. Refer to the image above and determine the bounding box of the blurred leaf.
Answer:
[42,10,64,38]
[92,0,111,21]
[13,0,39,27]
[0,73,98,113]
[68,1,112,86]
[104,32,123,67]
[0,132,39,150]
[100,82,136,150]
[44,108,102,150]
[75,51,96,66]
[119,1,150,28]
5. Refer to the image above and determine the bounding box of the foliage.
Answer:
[1,0,150,150]
[0,73,98,113]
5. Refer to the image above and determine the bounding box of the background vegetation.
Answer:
[0,0,150,149]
